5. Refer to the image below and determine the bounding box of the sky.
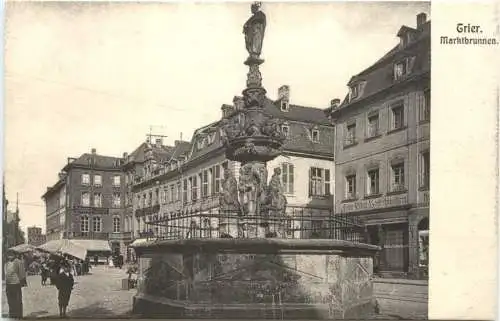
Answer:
[3,1,430,234]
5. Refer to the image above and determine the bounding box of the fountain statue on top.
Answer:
[220,2,288,238]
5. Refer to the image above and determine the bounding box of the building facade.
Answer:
[121,138,180,261]
[42,148,128,255]
[131,86,336,242]
[326,13,430,278]
[27,226,46,247]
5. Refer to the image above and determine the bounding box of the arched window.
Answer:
[113,216,121,233]
[81,215,89,233]
[92,216,102,232]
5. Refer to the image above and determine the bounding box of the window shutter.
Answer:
[324,169,331,195]
[308,168,312,196]
[289,165,294,194]
[407,56,417,74]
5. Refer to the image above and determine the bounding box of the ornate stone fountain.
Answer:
[131,4,379,318]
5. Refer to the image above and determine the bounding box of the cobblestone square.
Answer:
[2,266,135,319]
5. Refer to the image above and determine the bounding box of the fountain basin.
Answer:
[131,238,379,319]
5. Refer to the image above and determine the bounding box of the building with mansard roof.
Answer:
[129,85,335,244]
[325,13,430,279]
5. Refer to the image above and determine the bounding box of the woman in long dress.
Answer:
[55,262,74,318]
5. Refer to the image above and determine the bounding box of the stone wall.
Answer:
[132,239,379,319]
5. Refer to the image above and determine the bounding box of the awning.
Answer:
[70,240,112,253]
[9,243,35,254]
[37,239,87,260]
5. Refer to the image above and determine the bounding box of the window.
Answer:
[420,89,430,122]
[93,175,102,187]
[309,167,331,196]
[155,188,159,205]
[163,188,169,203]
[92,216,102,232]
[202,170,209,198]
[346,175,356,199]
[176,182,182,201]
[183,179,188,203]
[213,165,222,194]
[148,191,152,206]
[367,169,380,195]
[191,176,198,201]
[113,175,121,187]
[394,61,406,81]
[281,163,294,194]
[311,129,319,142]
[81,192,90,206]
[112,192,121,208]
[345,123,356,146]
[281,125,289,137]
[281,100,289,111]
[391,105,404,130]
[93,193,102,207]
[170,185,175,202]
[420,151,430,189]
[81,215,89,233]
[113,216,121,233]
[349,84,360,101]
[367,113,379,138]
[391,163,405,191]
[81,174,90,186]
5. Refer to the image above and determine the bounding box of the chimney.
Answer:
[58,172,65,180]
[221,104,235,118]
[155,138,163,148]
[91,148,96,155]
[278,85,290,102]
[417,13,427,30]
[174,140,181,146]
[233,96,244,111]
[123,152,128,159]
[330,98,341,109]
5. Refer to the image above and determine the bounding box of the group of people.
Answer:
[4,250,78,319]
[40,256,91,285]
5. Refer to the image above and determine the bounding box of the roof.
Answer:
[170,141,192,160]
[334,20,430,113]
[63,153,123,171]
[128,142,175,164]
[264,98,331,125]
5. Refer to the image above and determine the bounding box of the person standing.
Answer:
[55,262,74,318]
[4,250,27,318]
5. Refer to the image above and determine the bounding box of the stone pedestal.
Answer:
[132,239,379,319]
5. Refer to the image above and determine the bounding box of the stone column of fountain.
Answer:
[220,1,287,238]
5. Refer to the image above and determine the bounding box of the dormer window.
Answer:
[280,100,289,112]
[349,84,360,101]
[394,56,416,81]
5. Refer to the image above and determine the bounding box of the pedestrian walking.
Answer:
[40,262,49,285]
[4,250,27,319]
[55,262,74,318]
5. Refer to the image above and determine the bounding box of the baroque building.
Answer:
[131,85,335,243]
[326,13,430,278]
[42,148,127,255]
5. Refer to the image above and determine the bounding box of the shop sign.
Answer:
[341,194,408,213]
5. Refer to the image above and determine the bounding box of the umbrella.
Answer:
[8,243,35,254]
[37,239,87,261]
